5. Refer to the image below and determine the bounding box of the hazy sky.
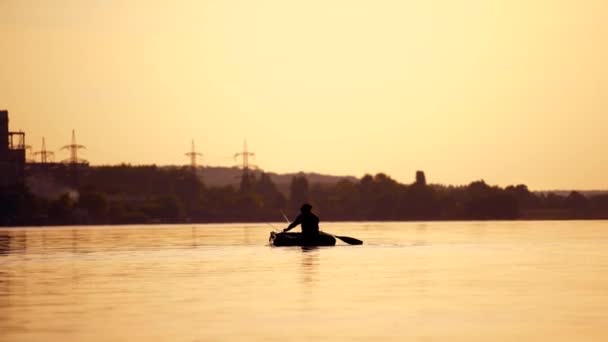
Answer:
[1,0,607,189]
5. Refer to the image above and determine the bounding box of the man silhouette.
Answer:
[283,203,319,240]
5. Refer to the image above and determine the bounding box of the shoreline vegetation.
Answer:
[1,165,607,226]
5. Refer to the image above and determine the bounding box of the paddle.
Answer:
[280,210,363,245]
[333,235,363,245]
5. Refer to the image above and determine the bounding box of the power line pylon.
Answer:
[234,140,257,171]
[185,139,202,169]
[32,137,54,163]
[61,129,87,164]
[234,140,257,192]
[24,144,35,163]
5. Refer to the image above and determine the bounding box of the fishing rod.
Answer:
[265,222,281,232]
[280,210,290,224]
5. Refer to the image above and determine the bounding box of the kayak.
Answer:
[269,231,336,247]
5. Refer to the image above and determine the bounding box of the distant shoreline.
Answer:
[3,217,608,229]
[2,165,607,227]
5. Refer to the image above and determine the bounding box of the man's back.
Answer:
[296,212,319,236]
[283,203,320,237]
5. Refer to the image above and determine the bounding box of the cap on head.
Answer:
[300,203,312,212]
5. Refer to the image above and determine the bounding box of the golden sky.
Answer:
[1,0,606,189]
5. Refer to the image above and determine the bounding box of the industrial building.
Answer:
[0,110,26,186]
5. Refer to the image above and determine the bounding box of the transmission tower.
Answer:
[234,140,257,171]
[61,129,87,164]
[234,140,258,192]
[32,137,54,163]
[185,139,203,169]
[24,144,35,163]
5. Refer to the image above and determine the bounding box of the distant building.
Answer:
[415,170,426,186]
[0,110,26,186]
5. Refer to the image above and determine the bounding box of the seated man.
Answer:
[283,203,319,239]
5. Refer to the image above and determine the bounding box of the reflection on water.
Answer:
[1,221,608,342]
[300,247,320,286]
[413,223,427,246]
[0,231,10,256]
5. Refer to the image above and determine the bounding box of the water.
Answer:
[1,221,608,342]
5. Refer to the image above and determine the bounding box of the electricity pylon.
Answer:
[234,140,257,171]
[32,137,54,163]
[24,144,35,163]
[185,139,203,169]
[61,129,87,164]
[234,140,257,192]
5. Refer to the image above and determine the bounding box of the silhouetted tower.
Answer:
[0,110,6,156]
[185,139,202,169]
[234,140,256,171]
[415,170,427,186]
[25,144,35,163]
[234,140,257,192]
[1,110,26,186]
[61,129,87,164]
[33,137,54,163]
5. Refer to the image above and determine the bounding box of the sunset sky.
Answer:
[1,0,606,189]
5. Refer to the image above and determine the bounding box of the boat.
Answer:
[269,231,336,247]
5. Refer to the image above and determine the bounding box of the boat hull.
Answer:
[269,231,336,247]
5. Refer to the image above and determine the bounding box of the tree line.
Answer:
[1,165,607,226]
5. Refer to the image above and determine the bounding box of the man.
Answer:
[283,203,319,239]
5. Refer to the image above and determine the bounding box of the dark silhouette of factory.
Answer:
[0,110,26,186]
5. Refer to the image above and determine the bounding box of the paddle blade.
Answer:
[335,235,363,245]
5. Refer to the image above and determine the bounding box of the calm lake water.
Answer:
[1,221,608,342]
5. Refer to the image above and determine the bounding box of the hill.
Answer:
[197,166,358,194]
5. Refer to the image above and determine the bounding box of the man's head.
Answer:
[300,203,312,213]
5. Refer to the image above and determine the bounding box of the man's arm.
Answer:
[283,215,302,232]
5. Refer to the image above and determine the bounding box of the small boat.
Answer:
[269,231,336,247]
